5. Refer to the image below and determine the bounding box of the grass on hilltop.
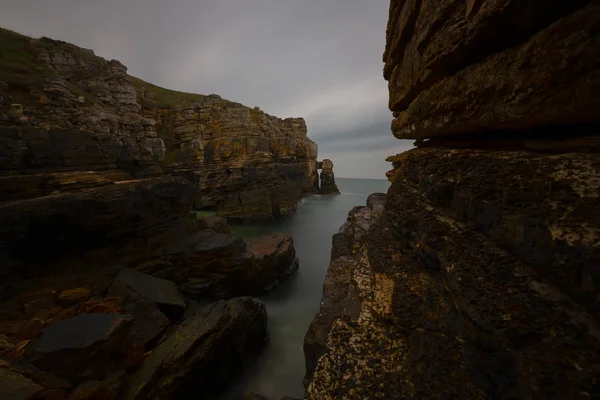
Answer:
[130,76,207,109]
[0,27,49,100]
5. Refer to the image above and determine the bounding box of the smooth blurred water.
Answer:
[227,178,390,399]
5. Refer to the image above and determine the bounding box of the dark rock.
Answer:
[123,297,267,400]
[119,299,169,368]
[23,296,56,318]
[0,364,45,400]
[18,289,57,310]
[78,296,124,314]
[68,380,111,400]
[384,1,600,139]
[27,313,131,382]
[0,319,45,342]
[57,288,91,307]
[108,269,186,321]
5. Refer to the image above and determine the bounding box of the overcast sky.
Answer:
[1,0,413,178]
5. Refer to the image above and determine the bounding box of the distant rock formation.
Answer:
[317,159,340,195]
[305,1,600,399]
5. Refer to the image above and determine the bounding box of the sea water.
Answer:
[227,178,390,399]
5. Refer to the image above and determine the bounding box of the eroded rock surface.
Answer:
[124,297,267,400]
[383,0,600,139]
[305,1,600,399]
[318,159,340,195]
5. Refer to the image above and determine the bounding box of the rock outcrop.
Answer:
[0,27,306,400]
[317,159,340,195]
[305,1,600,399]
[0,28,320,220]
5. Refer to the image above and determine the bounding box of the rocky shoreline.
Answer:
[0,26,335,400]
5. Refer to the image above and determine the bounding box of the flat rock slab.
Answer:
[109,269,186,320]
[33,313,129,354]
[27,313,131,382]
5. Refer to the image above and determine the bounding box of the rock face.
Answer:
[318,159,340,195]
[305,2,600,399]
[0,28,319,220]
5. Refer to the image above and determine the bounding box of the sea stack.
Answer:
[318,159,340,195]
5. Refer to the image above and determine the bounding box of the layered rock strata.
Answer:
[0,28,306,399]
[305,1,600,399]
[0,28,320,220]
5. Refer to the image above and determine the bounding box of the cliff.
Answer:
[0,28,321,399]
[0,28,321,219]
[305,1,600,399]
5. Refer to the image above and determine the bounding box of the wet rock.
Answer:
[124,297,267,400]
[27,313,131,382]
[108,269,186,320]
[57,288,91,307]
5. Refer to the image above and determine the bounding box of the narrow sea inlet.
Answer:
[227,178,390,399]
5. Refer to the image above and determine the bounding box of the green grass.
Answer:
[130,77,207,109]
[0,27,49,100]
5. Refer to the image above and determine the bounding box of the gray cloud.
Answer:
[1,0,413,178]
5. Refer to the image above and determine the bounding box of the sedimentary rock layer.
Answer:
[383,0,600,139]
[0,29,320,219]
[306,1,600,398]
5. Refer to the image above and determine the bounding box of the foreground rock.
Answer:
[0,270,270,399]
[305,1,600,399]
[27,313,131,382]
[383,1,600,139]
[124,297,267,400]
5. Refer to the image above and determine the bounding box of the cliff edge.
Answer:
[304,1,600,399]
[0,28,322,219]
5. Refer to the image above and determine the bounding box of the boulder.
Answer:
[245,233,299,292]
[108,269,186,321]
[175,232,299,299]
[123,297,267,400]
